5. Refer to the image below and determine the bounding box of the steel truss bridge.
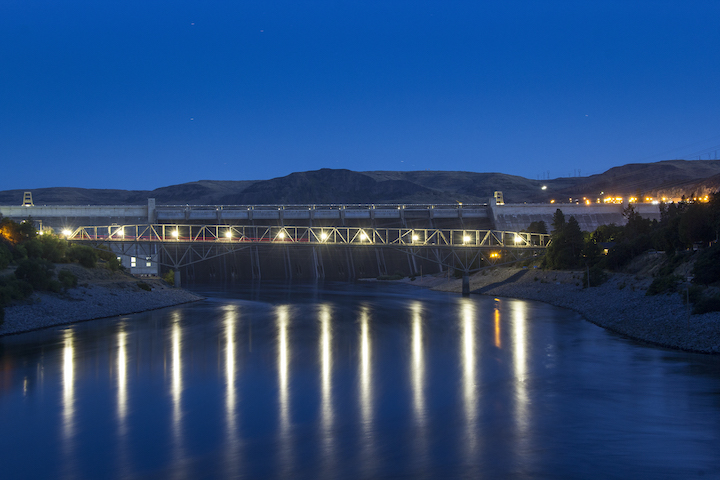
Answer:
[68,224,551,293]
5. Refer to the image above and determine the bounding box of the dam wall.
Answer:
[2,196,663,235]
[170,245,447,284]
[490,200,661,232]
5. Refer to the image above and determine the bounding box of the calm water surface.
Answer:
[1,282,719,479]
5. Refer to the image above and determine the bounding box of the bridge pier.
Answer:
[462,273,470,296]
[174,268,181,288]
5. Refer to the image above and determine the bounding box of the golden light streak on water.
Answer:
[276,305,293,476]
[224,307,241,476]
[62,329,75,441]
[359,307,372,427]
[357,305,377,476]
[460,299,479,459]
[115,325,132,478]
[494,306,502,349]
[277,305,289,428]
[61,328,77,479]
[170,315,187,480]
[410,301,428,469]
[512,302,529,437]
[319,304,335,473]
[117,328,128,429]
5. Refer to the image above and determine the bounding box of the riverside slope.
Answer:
[403,268,720,354]
[1,264,203,336]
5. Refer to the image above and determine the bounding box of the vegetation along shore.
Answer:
[0,218,201,336]
[396,193,720,354]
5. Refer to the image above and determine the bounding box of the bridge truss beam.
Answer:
[69,223,550,273]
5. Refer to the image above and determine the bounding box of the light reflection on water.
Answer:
[170,314,186,480]
[223,306,241,477]
[276,304,293,477]
[61,328,76,480]
[410,301,428,474]
[1,282,719,479]
[460,299,479,467]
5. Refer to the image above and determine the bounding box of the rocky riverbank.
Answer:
[0,264,203,336]
[399,267,720,354]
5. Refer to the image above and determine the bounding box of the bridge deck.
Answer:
[69,224,550,248]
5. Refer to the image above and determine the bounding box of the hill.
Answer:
[2,160,719,206]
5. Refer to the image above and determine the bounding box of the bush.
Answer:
[38,235,68,263]
[12,244,27,261]
[67,245,98,268]
[692,243,720,285]
[14,258,55,291]
[23,238,44,259]
[163,270,175,285]
[692,296,720,315]
[95,247,122,271]
[48,280,63,293]
[0,276,33,307]
[0,242,11,270]
[137,281,151,291]
[646,275,682,296]
[688,285,704,305]
[583,265,608,288]
[58,270,78,290]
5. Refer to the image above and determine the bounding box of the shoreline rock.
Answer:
[397,268,720,354]
[1,265,203,336]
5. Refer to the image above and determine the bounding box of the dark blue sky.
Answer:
[2,1,720,190]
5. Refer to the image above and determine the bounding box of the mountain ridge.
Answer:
[2,160,719,206]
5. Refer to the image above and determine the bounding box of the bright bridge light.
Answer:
[171,230,179,238]
[62,229,72,237]
[463,235,471,243]
[360,232,368,240]
[320,232,328,240]
[277,231,286,239]
[412,234,419,242]
[514,235,522,244]
[225,231,232,238]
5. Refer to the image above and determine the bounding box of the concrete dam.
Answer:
[1,197,660,282]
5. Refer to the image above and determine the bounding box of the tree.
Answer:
[525,220,548,234]
[551,209,566,234]
[679,202,713,246]
[621,204,651,241]
[545,212,584,269]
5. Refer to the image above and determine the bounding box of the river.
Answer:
[1,282,719,479]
